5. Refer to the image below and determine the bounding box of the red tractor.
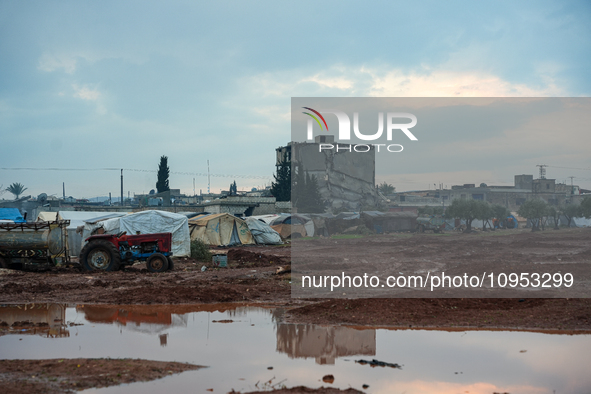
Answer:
[79,232,173,273]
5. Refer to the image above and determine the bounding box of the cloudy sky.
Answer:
[1,1,590,199]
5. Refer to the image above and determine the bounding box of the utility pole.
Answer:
[536,164,547,179]
[121,169,124,206]
[63,182,65,199]
[207,160,210,194]
[569,176,575,202]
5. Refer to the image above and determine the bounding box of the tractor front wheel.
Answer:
[80,240,121,272]
[146,253,169,273]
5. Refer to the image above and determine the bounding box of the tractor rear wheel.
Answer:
[0,256,10,269]
[167,256,174,271]
[80,240,121,272]
[146,253,169,273]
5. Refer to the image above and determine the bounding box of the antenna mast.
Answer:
[536,164,547,179]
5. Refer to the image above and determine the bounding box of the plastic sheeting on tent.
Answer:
[0,208,26,223]
[119,211,190,256]
[81,210,191,257]
[82,216,123,241]
[244,217,283,245]
[189,213,255,246]
[250,214,288,225]
[36,211,58,221]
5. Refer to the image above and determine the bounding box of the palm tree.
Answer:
[6,182,28,199]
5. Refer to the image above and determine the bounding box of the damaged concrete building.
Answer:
[276,136,381,212]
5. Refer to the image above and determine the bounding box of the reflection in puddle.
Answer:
[1,303,590,394]
[0,303,70,338]
[277,324,376,365]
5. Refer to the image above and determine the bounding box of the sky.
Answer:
[1,0,590,199]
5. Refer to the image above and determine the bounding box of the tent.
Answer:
[244,217,283,245]
[36,211,58,222]
[250,214,288,225]
[0,208,26,223]
[81,210,191,257]
[189,213,255,246]
[270,214,313,239]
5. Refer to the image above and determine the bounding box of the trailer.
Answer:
[0,220,70,270]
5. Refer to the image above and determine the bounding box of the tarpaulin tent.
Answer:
[270,214,313,239]
[189,213,255,246]
[81,210,191,257]
[250,214,288,225]
[0,208,26,223]
[244,217,283,245]
[36,212,58,221]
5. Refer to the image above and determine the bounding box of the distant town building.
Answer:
[393,174,583,212]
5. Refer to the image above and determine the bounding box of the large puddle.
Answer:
[1,303,590,393]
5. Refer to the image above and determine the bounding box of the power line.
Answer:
[547,165,591,171]
[0,167,271,179]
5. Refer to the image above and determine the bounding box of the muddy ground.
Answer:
[1,227,590,393]
[0,358,202,394]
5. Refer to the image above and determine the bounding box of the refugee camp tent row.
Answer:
[188,213,255,246]
[81,210,191,257]
[254,211,419,238]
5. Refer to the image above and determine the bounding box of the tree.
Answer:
[518,199,549,231]
[229,181,237,196]
[581,196,591,219]
[444,198,488,233]
[291,163,306,208]
[490,204,510,229]
[156,156,170,193]
[476,202,493,230]
[6,182,28,199]
[562,203,581,227]
[302,172,324,213]
[270,160,291,202]
[547,206,561,230]
[377,181,395,195]
[418,206,444,216]
[292,164,324,213]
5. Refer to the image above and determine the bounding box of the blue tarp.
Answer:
[0,208,25,223]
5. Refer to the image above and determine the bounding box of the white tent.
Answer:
[245,217,283,245]
[81,210,190,257]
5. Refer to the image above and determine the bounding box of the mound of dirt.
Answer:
[0,358,202,394]
[227,249,286,267]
